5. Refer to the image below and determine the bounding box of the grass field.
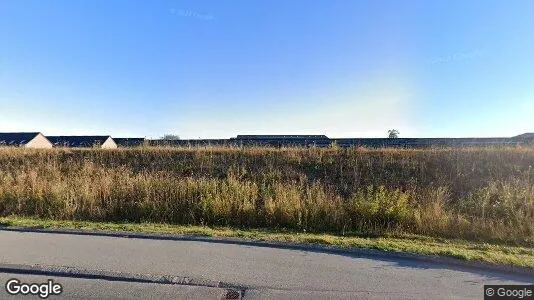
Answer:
[0,146,533,250]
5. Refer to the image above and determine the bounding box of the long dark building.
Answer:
[231,135,330,147]
[0,132,53,148]
[149,139,233,147]
[47,136,117,149]
[330,137,522,148]
[114,138,147,147]
[145,133,534,148]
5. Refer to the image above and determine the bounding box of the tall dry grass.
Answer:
[0,146,533,245]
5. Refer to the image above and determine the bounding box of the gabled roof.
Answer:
[114,138,146,147]
[0,132,41,146]
[512,133,534,139]
[235,135,329,140]
[47,136,113,147]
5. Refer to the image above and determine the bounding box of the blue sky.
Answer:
[1,0,533,138]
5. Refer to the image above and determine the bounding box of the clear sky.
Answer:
[1,0,533,138]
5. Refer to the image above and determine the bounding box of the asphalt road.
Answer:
[0,229,532,299]
[0,272,226,299]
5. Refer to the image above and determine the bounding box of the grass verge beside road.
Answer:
[1,216,533,269]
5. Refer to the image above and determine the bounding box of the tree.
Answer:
[388,129,399,139]
[162,134,180,140]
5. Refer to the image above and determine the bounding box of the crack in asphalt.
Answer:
[0,263,247,296]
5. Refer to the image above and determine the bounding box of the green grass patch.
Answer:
[1,216,533,269]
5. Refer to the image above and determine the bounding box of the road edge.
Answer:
[1,225,533,278]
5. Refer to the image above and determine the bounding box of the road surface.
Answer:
[0,229,532,299]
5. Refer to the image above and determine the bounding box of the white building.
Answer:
[0,132,53,148]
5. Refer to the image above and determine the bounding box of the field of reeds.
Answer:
[0,146,533,246]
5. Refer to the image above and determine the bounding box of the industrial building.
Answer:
[151,133,534,148]
[113,138,147,147]
[0,132,53,148]
[47,136,118,149]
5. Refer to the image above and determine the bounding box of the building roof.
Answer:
[0,132,42,146]
[512,133,534,139]
[234,135,329,140]
[114,138,146,147]
[47,136,113,147]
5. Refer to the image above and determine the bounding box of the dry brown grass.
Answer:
[0,146,533,246]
